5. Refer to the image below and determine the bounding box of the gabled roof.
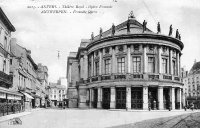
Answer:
[0,7,15,32]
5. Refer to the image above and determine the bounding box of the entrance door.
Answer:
[163,88,170,109]
[116,87,126,109]
[131,87,143,109]
[102,88,110,109]
[93,89,98,108]
[148,87,158,109]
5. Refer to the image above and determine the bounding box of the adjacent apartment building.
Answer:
[182,61,200,108]
[0,7,23,116]
[67,13,184,110]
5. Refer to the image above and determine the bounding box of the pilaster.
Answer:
[97,87,102,108]
[110,87,116,109]
[127,46,131,73]
[143,45,147,73]
[158,86,164,110]
[143,86,148,110]
[126,86,131,109]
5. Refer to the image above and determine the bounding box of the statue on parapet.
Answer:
[111,23,115,36]
[169,25,173,36]
[175,29,179,39]
[99,27,103,38]
[127,19,130,33]
[143,20,147,33]
[128,11,135,19]
[91,32,94,40]
[157,22,161,34]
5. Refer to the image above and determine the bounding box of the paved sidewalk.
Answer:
[0,108,44,123]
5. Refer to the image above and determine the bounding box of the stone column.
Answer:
[143,45,147,73]
[112,47,116,74]
[143,86,148,110]
[89,88,93,108]
[170,87,175,110]
[110,87,116,109]
[158,86,164,110]
[99,50,102,75]
[177,88,182,109]
[91,53,94,76]
[182,89,186,107]
[177,52,180,76]
[80,57,84,79]
[158,46,162,73]
[84,55,88,80]
[97,87,102,108]
[126,86,131,109]
[127,46,131,73]
[68,64,72,83]
[169,49,173,75]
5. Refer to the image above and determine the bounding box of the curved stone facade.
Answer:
[67,15,184,110]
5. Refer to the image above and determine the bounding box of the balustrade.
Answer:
[163,75,172,80]
[174,76,180,81]
[148,74,159,80]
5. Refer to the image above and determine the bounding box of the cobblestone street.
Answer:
[0,109,198,128]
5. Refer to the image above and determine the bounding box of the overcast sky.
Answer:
[0,0,200,82]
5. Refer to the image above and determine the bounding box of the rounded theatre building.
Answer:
[67,14,184,110]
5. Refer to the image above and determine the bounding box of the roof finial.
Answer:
[128,11,135,20]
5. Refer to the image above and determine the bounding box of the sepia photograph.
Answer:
[0,0,200,127]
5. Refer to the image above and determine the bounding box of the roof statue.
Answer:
[127,19,130,33]
[128,11,135,19]
[142,20,147,33]
[175,29,179,39]
[169,25,173,36]
[111,23,115,36]
[157,22,161,34]
[179,34,181,40]
[99,27,103,38]
[91,32,94,40]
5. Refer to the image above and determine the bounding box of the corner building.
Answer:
[67,15,184,110]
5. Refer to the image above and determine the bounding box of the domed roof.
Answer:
[92,17,154,40]
[189,61,200,74]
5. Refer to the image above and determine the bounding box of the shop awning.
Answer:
[20,92,34,99]
[0,88,23,97]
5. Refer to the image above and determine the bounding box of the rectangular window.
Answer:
[133,56,141,72]
[117,57,125,73]
[148,57,155,73]
[88,61,91,77]
[105,59,111,74]
[95,61,99,76]
[4,37,7,50]
[172,60,176,75]
[162,58,167,74]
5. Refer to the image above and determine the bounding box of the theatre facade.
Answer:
[67,14,184,110]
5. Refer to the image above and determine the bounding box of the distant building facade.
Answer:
[182,61,200,108]
[67,14,184,110]
[49,81,67,107]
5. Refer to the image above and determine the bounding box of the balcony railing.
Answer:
[101,75,111,80]
[148,74,159,80]
[174,76,180,81]
[163,75,172,80]
[0,71,13,88]
[76,73,181,85]
[114,74,126,80]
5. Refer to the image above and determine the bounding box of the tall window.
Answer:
[95,61,99,76]
[172,60,176,75]
[88,59,91,77]
[105,59,111,74]
[4,37,7,50]
[148,57,155,73]
[162,58,167,74]
[117,57,125,73]
[133,57,141,72]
